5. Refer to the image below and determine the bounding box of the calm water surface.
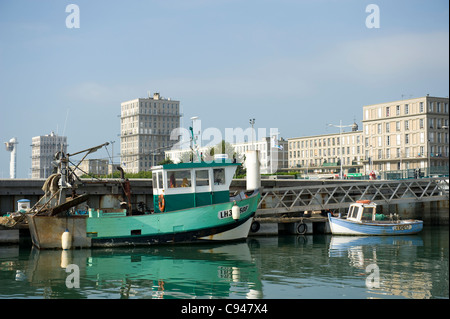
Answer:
[0,226,448,299]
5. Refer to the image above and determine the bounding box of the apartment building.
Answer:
[288,123,363,176]
[233,137,288,174]
[31,132,67,179]
[362,95,449,174]
[120,93,181,173]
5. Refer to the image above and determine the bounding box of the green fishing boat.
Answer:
[87,161,259,247]
[26,143,260,248]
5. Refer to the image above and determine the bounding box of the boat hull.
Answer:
[328,214,423,236]
[91,212,255,247]
[27,192,260,249]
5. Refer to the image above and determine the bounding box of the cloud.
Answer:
[328,31,449,79]
[143,31,449,102]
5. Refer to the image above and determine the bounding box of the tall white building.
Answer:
[120,93,181,173]
[31,132,67,179]
[362,95,449,175]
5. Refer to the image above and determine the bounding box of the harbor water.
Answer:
[0,226,447,299]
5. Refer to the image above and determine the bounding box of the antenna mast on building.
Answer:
[4,137,18,179]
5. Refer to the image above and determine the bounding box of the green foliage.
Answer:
[80,171,153,179]
[158,158,174,165]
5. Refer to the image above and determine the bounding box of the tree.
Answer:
[206,140,236,162]
[158,158,174,165]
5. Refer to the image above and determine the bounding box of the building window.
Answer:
[386,122,390,133]
[386,107,390,117]
[405,134,410,144]
[396,105,400,115]
[419,102,424,113]
[377,124,382,134]
[405,104,409,115]
[396,121,400,131]
[405,120,409,131]
[420,119,424,129]
[386,136,390,146]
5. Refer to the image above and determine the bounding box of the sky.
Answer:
[0,0,448,178]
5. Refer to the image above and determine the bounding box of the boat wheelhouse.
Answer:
[151,161,240,213]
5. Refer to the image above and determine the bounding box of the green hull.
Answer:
[87,192,260,247]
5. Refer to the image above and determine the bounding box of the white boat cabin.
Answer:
[346,200,378,222]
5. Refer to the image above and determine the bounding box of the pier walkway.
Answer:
[255,177,449,216]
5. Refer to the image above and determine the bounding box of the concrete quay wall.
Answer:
[1,178,448,225]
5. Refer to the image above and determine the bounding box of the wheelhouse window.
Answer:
[348,206,358,219]
[152,172,163,189]
[158,173,163,189]
[152,172,157,188]
[168,170,191,188]
[213,168,225,185]
[195,170,209,187]
[361,207,374,221]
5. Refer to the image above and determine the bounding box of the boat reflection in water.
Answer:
[24,242,263,299]
[328,235,432,299]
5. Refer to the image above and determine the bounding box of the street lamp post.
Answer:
[110,140,115,178]
[328,120,353,179]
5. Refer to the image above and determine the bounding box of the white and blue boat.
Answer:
[328,200,423,236]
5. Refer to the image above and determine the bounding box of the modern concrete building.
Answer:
[72,159,109,177]
[31,132,67,179]
[288,123,363,177]
[120,92,181,173]
[362,95,449,176]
